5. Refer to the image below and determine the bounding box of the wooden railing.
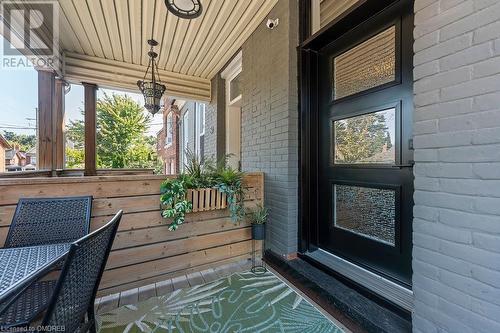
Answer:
[0,173,264,296]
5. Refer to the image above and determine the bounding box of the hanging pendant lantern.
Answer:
[165,0,202,19]
[137,39,166,115]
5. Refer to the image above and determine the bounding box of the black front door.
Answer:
[316,2,414,287]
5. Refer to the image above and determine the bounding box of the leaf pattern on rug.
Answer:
[97,271,344,333]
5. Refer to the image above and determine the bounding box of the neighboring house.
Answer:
[0,134,11,173]
[4,143,32,172]
[5,146,27,171]
[156,98,180,175]
[24,146,37,171]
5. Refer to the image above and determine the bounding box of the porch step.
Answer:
[264,252,411,333]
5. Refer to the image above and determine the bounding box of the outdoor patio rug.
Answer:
[97,271,344,332]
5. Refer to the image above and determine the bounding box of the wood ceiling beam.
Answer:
[63,52,211,102]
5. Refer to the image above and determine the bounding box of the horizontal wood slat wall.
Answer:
[0,173,264,296]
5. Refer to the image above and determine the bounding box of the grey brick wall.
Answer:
[413,1,500,331]
[240,0,299,256]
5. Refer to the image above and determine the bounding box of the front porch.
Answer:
[1,0,500,332]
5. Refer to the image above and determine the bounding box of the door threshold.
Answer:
[264,251,412,332]
[305,249,413,311]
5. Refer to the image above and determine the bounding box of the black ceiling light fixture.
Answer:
[137,39,166,115]
[165,0,202,19]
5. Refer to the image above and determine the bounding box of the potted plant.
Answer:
[160,152,246,231]
[250,203,268,240]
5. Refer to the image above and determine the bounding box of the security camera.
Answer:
[266,18,279,29]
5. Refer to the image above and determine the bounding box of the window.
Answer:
[165,113,173,146]
[170,160,175,175]
[95,87,163,171]
[229,73,242,102]
[65,84,85,169]
[198,103,206,135]
[333,108,396,165]
[222,51,243,106]
[0,38,38,174]
[334,184,396,246]
[182,111,189,168]
[333,25,396,100]
[196,103,206,160]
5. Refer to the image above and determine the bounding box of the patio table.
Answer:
[0,243,70,312]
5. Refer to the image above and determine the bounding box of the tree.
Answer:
[2,131,36,151]
[335,112,390,163]
[66,93,162,171]
[65,147,85,169]
[65,121,85,150]
[96,93,151,168]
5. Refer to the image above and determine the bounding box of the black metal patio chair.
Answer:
[5,196,93,248]
[0,196,93,328]
[1,211,122,332]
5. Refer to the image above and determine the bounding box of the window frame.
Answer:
[198,103,206,136]
[195,103,206,160]
[182,110,189,169]
[165,112,173,147]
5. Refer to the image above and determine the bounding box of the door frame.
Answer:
[298,0,414,311]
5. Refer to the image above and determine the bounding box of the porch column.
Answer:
[83,82,97,176]
[53,78,66,170]
[37,70,55,171]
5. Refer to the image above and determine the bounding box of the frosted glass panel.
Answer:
[334,184,396,246]
[334,108,396,164]
[333,26,396,99]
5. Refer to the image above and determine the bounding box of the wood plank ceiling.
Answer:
[58,0,278,101]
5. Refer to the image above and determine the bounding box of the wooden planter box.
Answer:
[186,188,228,212]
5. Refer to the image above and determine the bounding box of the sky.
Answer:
[0,37,163,138]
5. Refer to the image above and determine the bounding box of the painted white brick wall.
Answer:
[413,0,500,332]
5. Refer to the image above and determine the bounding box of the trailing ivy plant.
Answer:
[160,151,246,230]
[160,174,193,231]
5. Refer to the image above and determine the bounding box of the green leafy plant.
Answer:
[160,174,193,231]
[160,152,246,230]
[249,203,269,225]
[183,150,214,188]
[215,167,245,222]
